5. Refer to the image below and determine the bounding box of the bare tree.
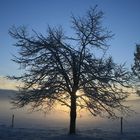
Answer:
[9,7,131,134]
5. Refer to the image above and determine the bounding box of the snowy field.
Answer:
[0,125,140,140]
[1,90,140,139]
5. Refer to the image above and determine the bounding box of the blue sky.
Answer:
[0,0,140,78]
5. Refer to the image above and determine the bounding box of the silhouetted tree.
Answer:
[132,44,140,78]
[132,44,140,94]
[9,7,131,134]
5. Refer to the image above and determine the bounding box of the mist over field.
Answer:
[0,89,140,139]
[0,89,140,131]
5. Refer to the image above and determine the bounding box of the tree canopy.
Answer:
[9,6,132,134]
[132,44,140,94]
[132,44,140,78]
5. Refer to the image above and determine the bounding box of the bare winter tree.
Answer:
[9,7,132,134]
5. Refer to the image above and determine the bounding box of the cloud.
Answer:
[0,76,19,90]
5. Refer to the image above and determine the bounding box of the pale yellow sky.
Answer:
[0,76,139,101]
[0,76,19,90]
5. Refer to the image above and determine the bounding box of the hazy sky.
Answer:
[0,0,140,88]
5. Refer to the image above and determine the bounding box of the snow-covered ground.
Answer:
[1,90,140,139]
[0,125,140,140]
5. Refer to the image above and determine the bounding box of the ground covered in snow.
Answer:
[0,126,140,140]
[0,90,140,140]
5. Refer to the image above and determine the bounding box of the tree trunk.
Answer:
[69,94,77,134]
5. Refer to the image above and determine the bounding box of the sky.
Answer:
[0,0,140,89]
